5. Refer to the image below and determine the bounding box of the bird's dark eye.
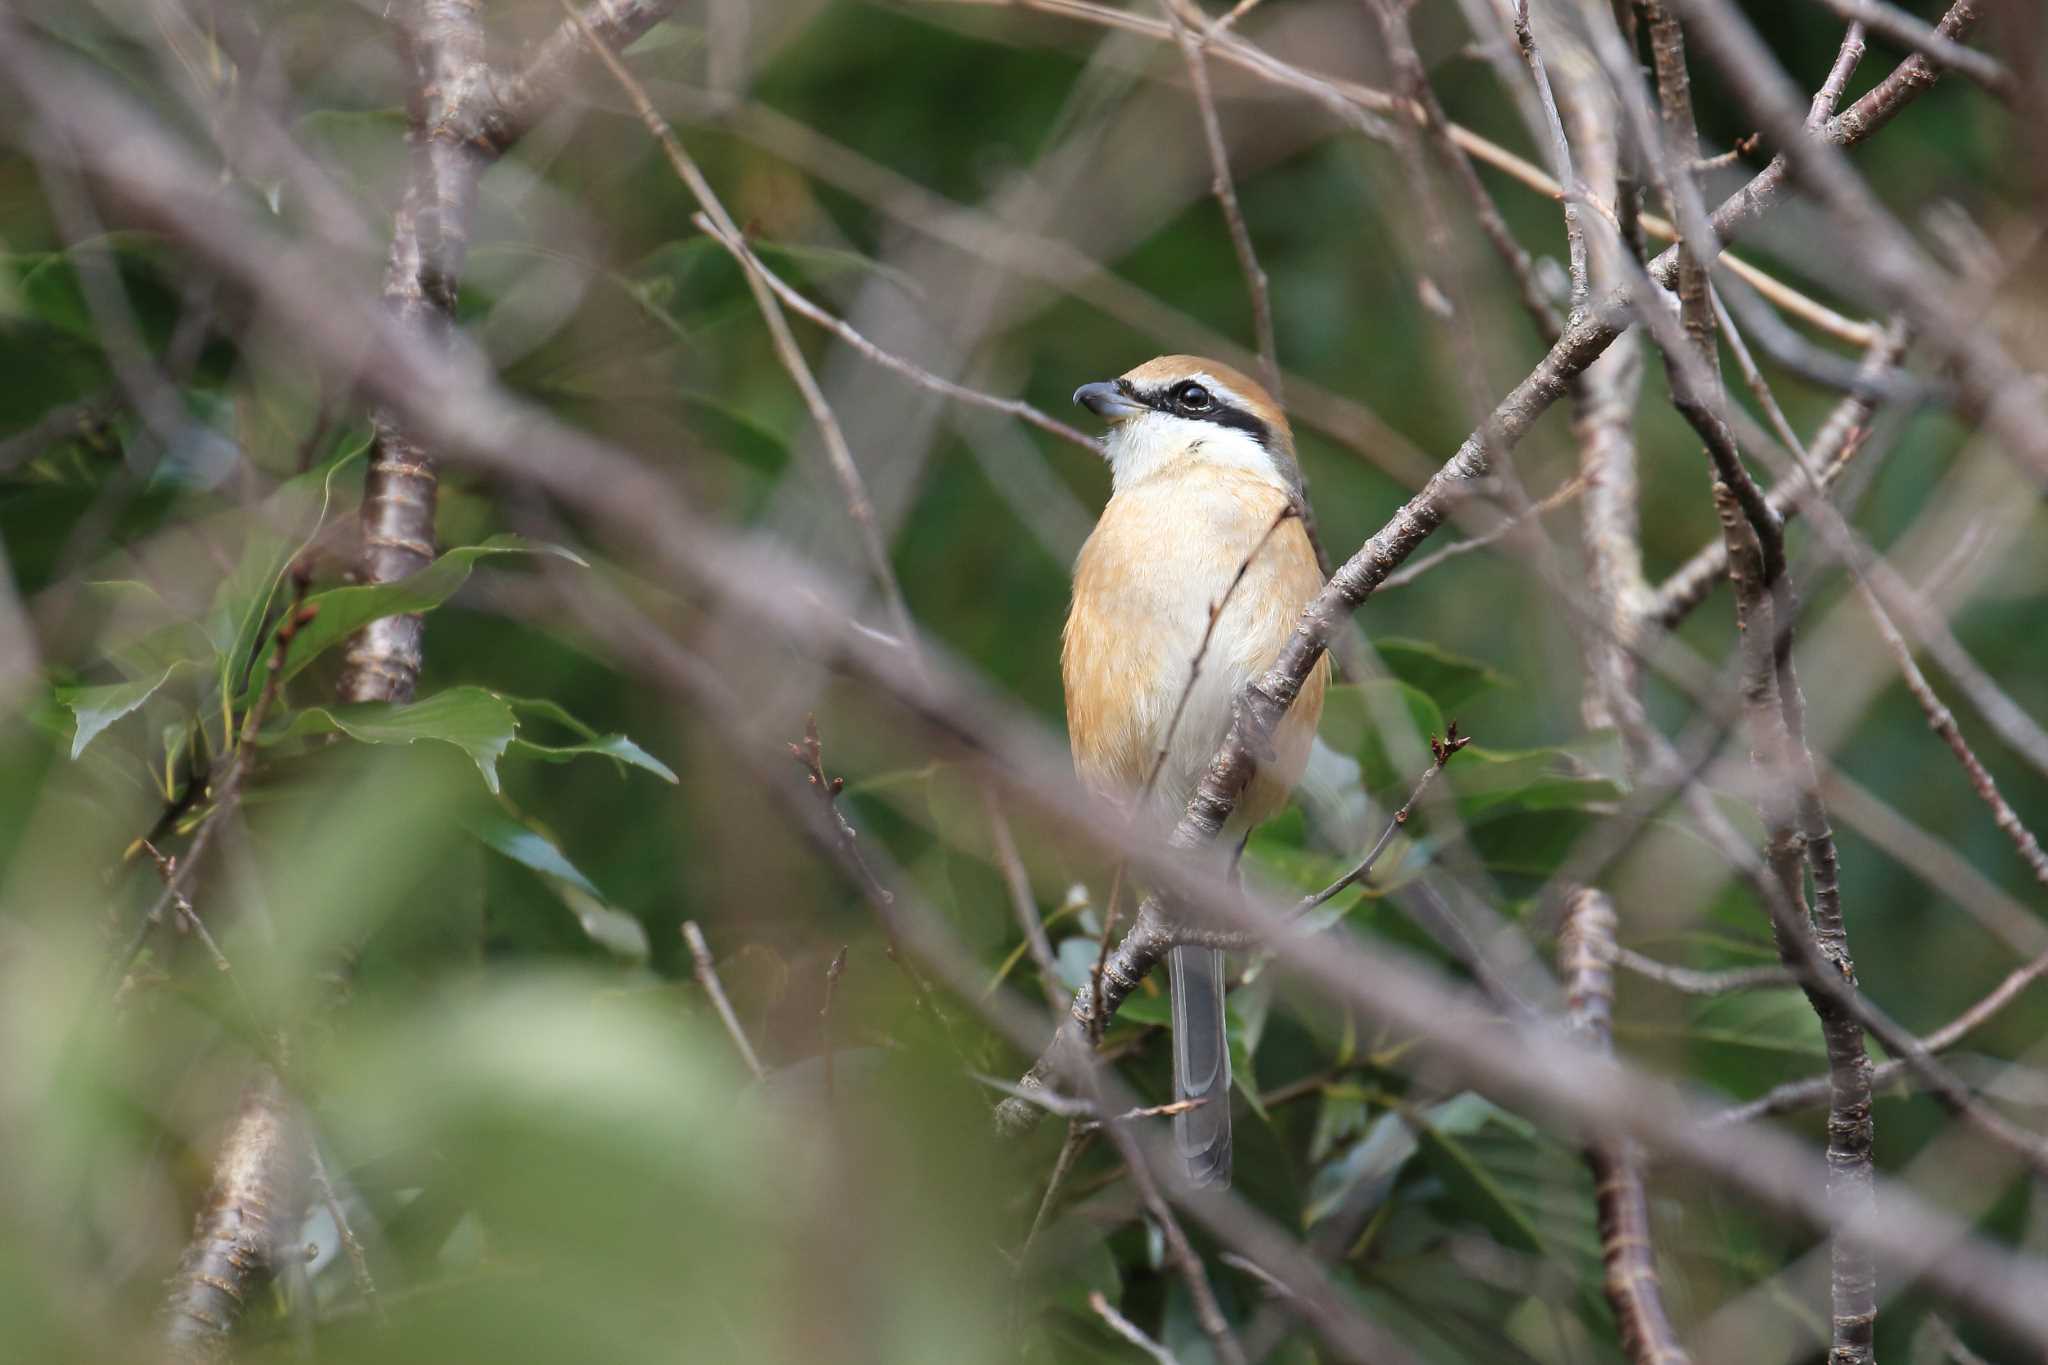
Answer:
[1174,382,1212,412]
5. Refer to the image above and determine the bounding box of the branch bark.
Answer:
[162,1071,310,1362]
[1559,889,1691,1365]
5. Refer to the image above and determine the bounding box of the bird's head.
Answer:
[1072,355,1302,497]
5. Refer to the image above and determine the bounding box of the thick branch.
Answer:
[162,1070,309,1362]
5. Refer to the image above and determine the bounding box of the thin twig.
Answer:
[1508,0,1588,315]
[682,921,767,1081]
[1089,1291,1182,1365]
[114,575,314,985]
[935,0,1882,345]
[1804,0,2011,96]
[1717,940,2048,1125]
[564,1,919,658]
[1376,473,1585,591]
[1559,889,1691,1365]
[984,785,1065,1016]
[730,234,1094,451]
[135,839,232,974]
[1140,506,1295,801]
[1164,0,1280,398]
[1020,1121,1094,1268]
[1296,726,1471,916]
[309,1145,382,1323]
[1611,947,1794,996]
[821,945,848,1104]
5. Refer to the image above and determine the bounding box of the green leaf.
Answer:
[61,660,190,759]
[245,535,584,703]
[1414,1099,1546,1254]
[462,807,652,961]
[511,733,679,783]
[1320,681,1448,792]
[206,444,363,697]
[503,696,677,783]
[1373,638,1511,714]
[271,686,518,793]
[462,805,604,900]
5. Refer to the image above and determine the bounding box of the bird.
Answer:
[1064,355,1330,1187]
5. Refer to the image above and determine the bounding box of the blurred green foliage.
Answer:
[2,2,2045,1362]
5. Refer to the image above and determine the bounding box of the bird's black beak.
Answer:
[1072,380,1144,424]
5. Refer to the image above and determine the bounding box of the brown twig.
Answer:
[1804,0,2011,96]
[1140,506,1296,802]
[1718,941,2048,1125]
[1375,472,1585,591]
[682,921,767,1081]
[565,1,919,658]
[1559,889,1691,1365]
[1164,0,1280,399]
[1611,948,1794,997]
[727,232,1094,451]
[1295,727,1470,917]
[309,1145,382,1322]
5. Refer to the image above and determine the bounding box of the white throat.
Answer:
[1102,411,1289,495]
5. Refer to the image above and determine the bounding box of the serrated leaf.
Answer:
[244,535,584,703]
[270,685,518,792]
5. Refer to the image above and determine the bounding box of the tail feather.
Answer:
[1169,943,1232,1187]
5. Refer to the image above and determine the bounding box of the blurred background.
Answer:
[1,0,2044,1361]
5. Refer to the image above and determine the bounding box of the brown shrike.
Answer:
[1065,355,1330,1187]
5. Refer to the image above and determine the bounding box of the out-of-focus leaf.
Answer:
[245,534,584,702]
[61,660,191,759]
[462,805,604,900]
[1667,988,1830,1059]
[1320,681,1448,792]
[1373,637,1511,714]
[1414,1094,1544,1254]
[205,444,362,696]
[1307,1109,1416,1226]
[553,883,652,962]
[511,732,679,784]
[272,686,519,793]
[460,805,653,963]
[6,237,169,342]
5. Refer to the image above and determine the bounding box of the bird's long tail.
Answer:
[1169,942,1231,1187]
